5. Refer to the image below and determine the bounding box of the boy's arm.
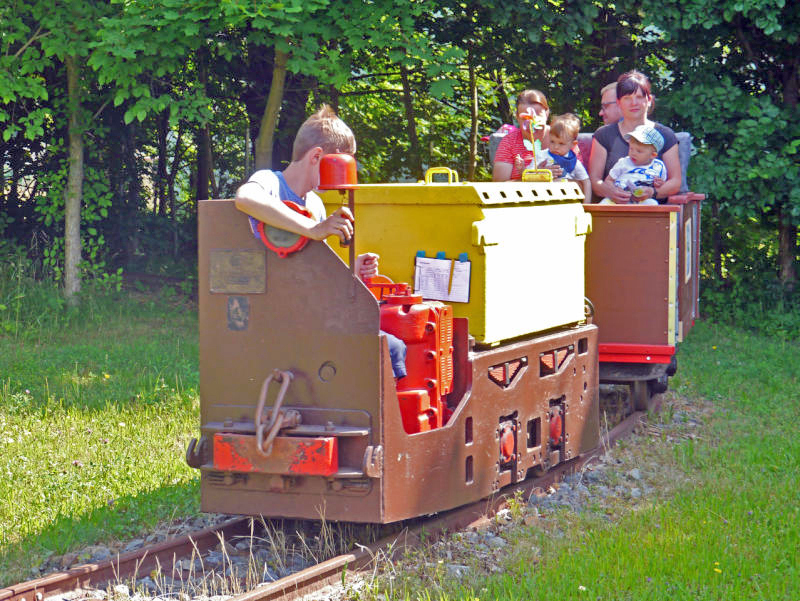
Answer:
[235,181,354,242]
[579,178,592,202]
[602,172,632,203]
[569,162,592,203]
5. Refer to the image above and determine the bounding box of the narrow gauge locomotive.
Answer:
[186,154,702,523]
[187,173,603,523]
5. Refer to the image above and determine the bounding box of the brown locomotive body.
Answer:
[190,198,599,523]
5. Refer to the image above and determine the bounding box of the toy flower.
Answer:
[520,114,545,167]
[520,112,547,131]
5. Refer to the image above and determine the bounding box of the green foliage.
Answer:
[698,213,800,340]
[648,0,800,310]
[31,146,118,287]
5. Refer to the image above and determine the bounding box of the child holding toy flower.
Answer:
[520,113,591,200]
[492,89,564,182]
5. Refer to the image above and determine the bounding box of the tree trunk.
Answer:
[0,147,6,214]
[777,58,798,288]
[778,206,797,288]
[467,59,478,181]
[167,123,184,257]
[8,144,21,217]
[244,121,251,177]
[206,124,218,198]
[196,125,210,201]
[273,75,312,170]
[494,70,514,126]
[156,109,168,215]
[255,47,288,170]
[196,51,210,201]
[64,55,84,305]
[329,84,340,113]
[400,64,423,180]
[711,200,722,282]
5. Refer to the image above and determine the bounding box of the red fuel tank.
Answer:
[379,290,454,434]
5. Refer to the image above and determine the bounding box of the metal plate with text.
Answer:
[209,249,266,294]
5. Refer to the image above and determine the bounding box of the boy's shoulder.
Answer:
[248,169,281,195]
[304,191,325,222]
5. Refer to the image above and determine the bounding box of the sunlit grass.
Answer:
[0,276,201,585]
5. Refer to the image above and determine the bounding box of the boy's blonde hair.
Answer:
[292,105,356,161]
[549,113,581,141]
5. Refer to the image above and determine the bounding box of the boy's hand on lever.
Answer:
[310,206,353,242]
[355,253,380,281]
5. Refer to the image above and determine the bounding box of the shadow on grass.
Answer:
[0,479,201,586]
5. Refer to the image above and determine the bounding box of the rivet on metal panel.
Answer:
[318,361,337,382]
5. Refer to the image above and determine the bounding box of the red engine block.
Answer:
[379,290,454,434]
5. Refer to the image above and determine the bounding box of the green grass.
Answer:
[0,266,201,584]
[373,321,799,600]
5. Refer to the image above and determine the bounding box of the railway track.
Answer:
[1,398,654,601]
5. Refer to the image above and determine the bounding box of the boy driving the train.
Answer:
[234,105,407,379]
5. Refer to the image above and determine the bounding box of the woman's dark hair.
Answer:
[616,70,651,100]
[616,70,655,114]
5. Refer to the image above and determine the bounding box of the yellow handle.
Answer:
[521,169,553,183]
[424,167,460,184]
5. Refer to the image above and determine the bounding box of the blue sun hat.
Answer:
[624,124,664,153]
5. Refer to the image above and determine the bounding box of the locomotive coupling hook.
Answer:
[254,369,298,456]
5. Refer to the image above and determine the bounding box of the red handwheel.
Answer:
[256,201,312,258]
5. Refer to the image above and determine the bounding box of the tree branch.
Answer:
[11,26,49,59]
